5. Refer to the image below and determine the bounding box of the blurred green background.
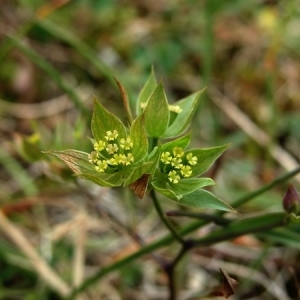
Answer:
[0,1,300,299]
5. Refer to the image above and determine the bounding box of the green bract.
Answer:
[137,71,205,138]
[45,70,234,212]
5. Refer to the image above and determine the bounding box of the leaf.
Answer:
[174,189,235,211]
[144,83,170,137]
[129,174,150,199]
[161,133,191,153]
[146,146,161,175]
[45,149,124,187]
[169,177,216,197]
[78,172,123,187]
[130,114,148,162]
[163,89,204,138]
[124,162,152,186]
[208,269,239,299]
[114,77,133,124]
[91,97,127,142]
[188,144,229,176]
[151,180,180,200]
[136,67,157,115]
[44,150,95,174]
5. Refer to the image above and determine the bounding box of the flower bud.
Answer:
[283,184,300,213]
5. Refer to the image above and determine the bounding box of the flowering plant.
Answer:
[46,70,233,211]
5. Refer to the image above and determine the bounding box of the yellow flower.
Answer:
[106,143,119,154]
[95,160,108,172]
[186,153,197,165]
[173,147,184,157]
[120,137,133,150]
[122,153,134,165]
[88,151,98,163]
[180,165,192,177]
[108,154,122,165]
[94,140,106,151]
[105,130,118,141]
[161,152,172,164]
[168,170,180,183]
[171,157,183,169]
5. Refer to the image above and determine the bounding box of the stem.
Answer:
[165,241,194,300]
[193,212,286,247]
[166,210,231,226]
[150,190,185,244]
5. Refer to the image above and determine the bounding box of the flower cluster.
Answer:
[160,147,197,184]
[88,130,134,173]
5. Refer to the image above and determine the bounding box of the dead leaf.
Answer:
[129,174,150,199]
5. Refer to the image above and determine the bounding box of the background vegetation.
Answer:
[0,0,300,299]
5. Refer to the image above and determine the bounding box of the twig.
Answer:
[0,210,71,297]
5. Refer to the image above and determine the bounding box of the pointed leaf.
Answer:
[44,150,95,174]
[188,144,229,176]
[114,77,133,124]
[92,97,126,142]
[170,178,216,197]
[177,189,235,211]
[136,68,157,115]
[144,83,170,137]
[130,114,148,162]
[163,89,204,138]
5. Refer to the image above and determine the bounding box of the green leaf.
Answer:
[125,147,160,186]
[130,114,148,162]
[169,178,216,197]
[161,133,191,153]
[188,144,229,176]
[136,68,157,115]
[115,78,133,124]
[44,150,95,174]
[146,146,161,175]
[177,189,235,211]
[163,89,204,138]
[151,180,180,200]
[124,162,153,186]
[144,83,170,137]
[45,149,124,187]
[78,172,123,187]
[92,97,127,142]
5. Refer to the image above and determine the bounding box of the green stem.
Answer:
[66,167,300,299]
[193,212,286,247]
[150,190,184,244]
[166,210,231,226]
[230,167,300,208]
